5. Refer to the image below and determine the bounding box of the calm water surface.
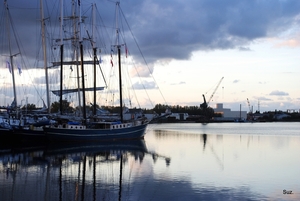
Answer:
[0,122,299,201]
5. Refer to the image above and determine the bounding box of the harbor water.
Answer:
[0,122,299,201]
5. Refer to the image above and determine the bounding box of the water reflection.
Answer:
[202,134,207,150]
[1,123,300,201]
[0,140,169,201]
[149,124,300,201]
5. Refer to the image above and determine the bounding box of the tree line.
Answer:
[19,101,300,121]
[21,101,215,117]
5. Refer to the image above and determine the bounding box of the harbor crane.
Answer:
[201,77,224,110]
[247,98,252,113]
[247,98,254,121]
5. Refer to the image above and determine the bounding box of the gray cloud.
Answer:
[132,81,157,90]
[253,96,272,101]
[125,0,300,62]
[269,90,289,96]
[1,0,300,65]
[238,47,251,51]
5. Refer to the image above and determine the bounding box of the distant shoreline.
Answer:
[151,120,300,124]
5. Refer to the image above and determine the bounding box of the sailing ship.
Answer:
[43,1,150,141]
[1,1,168,142]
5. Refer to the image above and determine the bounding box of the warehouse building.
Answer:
[213,103,247,122]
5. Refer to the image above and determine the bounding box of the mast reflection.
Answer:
[0,140,170,201]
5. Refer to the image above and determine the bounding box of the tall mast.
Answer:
[40,0,50,113]
[59,0,64,115]
[118,45,123,122]
[78,0,87,122]
[116,2,123,122]
[78,0,82,42]
[92,3,97,116]
[73,0,82,116]
[4,0,18,110]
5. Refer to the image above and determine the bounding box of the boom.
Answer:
[201,77,224,110]
[206,77,224,105]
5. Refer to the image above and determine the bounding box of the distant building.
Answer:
[160,112,189,121]
[213,103,247,121]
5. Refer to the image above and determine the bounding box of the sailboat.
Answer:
[0,0,54,142]
[43,1,149,141]
[0,1,21,133]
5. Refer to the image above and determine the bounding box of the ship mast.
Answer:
[115,2,123,122]
[56,0,98,120]
[4,0,18,111]
[78,0,87,122]
[73,0,82,117]
[92,3,97,116]
[59,0,64,115]
[40,0,51,113]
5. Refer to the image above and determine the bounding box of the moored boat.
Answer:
[44,119,148,141]
[43,1,150,141]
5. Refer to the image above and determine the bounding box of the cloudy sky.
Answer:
[0,0,300,112]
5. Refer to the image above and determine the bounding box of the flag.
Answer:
[17,62,22,75]
[125,44,128,58]
[110,48,114,67]
[6,61,11,73]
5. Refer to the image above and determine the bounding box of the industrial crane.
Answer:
[247,98,252,113]
[201,77,224,110]
[246,98,253,121]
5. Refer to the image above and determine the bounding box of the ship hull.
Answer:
[44,123,148,142]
